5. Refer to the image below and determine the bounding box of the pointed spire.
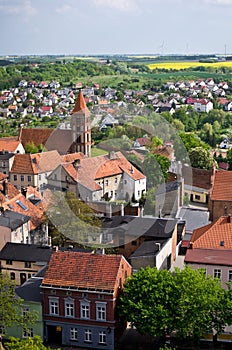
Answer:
[72,90,89,114]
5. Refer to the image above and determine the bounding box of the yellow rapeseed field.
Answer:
[148,61,232,70]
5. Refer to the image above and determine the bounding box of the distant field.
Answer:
[148,61,232,70]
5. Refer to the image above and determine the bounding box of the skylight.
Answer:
[16,200,28,211]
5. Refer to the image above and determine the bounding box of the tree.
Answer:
[0,273,37,329]
[189,147,214,169]
[119,266,230,343]
[119,267,178,338]
[5,336,51,350]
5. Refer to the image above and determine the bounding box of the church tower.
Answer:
[70,90,91,157]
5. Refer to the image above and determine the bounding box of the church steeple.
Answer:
[72,89,89,114]
[70,90,91,157]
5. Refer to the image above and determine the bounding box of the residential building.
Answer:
[48,151,146,202]
[10,150,61,191]
[41,251,132,349]
[0,180,48,245]
[209,170,232,221]
[5,268,46,339]
[0,242,52,285]
[0,138,25,154]
[101,216,184,267]
[185,215,232,288]
[0,210,31,250]
[0,151,15,175]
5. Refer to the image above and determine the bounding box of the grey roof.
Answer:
[0,152,15,160]
[130,239,167,258]
[0,242,53,262]
[177,207,210,233]
[45,129,72,155]
[156,181,181,195]
[0,210,30,230]
[15,277,43,302]
[103,216,178,239]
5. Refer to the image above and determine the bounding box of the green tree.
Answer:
[119,267,178,338]
[5,335,51,350]
[0,273,37,329]
[119,266,230,344]
[189,147,214,169]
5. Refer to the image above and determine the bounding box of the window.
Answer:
[2,161,6,168]
[25,262,31,268]
[27,175,32,182]
[0,325,6,335]
[114,177,118,184]
[16,200,28,211]
[96,303,106,321]
[124,180,127,184]
[138,190,140,197]
[65,300,74,318]
[49,298,59,316]
[214,269,221,279]
[99,331,106,344]
[23,307,29,317]
[10,272,15,280]
[23,328,33,338]
[13,175,17,181]
[105,179,109,186]
[70,327,78,341]
[84,329,92,342]
[81,302,90,319]
[6,259,12,265]
[21,175,25,182]
[39,175,41,181]
[229,270,232,282]
[195,194,201,200]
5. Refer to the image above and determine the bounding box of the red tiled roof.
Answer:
[20,127,54,147]
[61,152,85,163]
[185,248,232,266]
[0,139,22,153]
[43,251,128,290]
[11,151,61,175]
[210,170,232,201]
[191,216,232,249]
[2,190,45,231]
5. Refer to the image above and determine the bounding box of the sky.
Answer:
[1,0,232,56]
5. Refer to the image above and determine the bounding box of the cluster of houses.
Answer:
[0,89,232,347]
[0,76,232,122]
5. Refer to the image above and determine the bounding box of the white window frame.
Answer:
[229,270,232,282]
[96,302,107,321]
[65,298,74,318]
[84,329,92,342]
[99,330,106,344]
[80,300,90,319]
[70,327,78,341]
[49,297,59,316]
[23,327,33,338]
[214,269,221,279]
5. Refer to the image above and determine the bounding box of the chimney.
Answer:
[109,151,116,160]
[2,179,8,196]
[121,203,124,216]
[227,215,231,223]
[21,187,27,197]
